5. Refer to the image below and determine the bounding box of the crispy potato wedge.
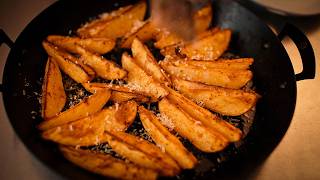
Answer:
[60,146,158,180]
[169,58,254,70]
[160,60,252,89]
[38,89,111,131]
[104,133,179,176]
[195,28,219,40]
[166,87,242,142]
[159,98,229,152]
[121,21,160,48]
[104,101,138,132]
[105,130,180,174]
[139,106,197,169]
[154,32,183,49]
[42,109,108,146]
[180,29,231,60]
[77,1,147,39]
[121,53,168,99]
[77,5,132,37]
[131,38,171,85]
[193,4,212,34]
[160,44,180,57]
[41,58,66,119]
[173,78,258,116]
[47,35,115,54]
[82,82,153,103]
[70,44,127,80]
[43,41,95,83]
[110,91,150,103]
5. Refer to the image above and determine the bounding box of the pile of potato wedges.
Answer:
[38,1,259,179]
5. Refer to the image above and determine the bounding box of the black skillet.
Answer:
[0,0,316,179]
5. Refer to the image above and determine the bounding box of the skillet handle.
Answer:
[277,23,316,81]
[0,29,14,92]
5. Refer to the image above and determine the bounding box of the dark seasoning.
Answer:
[29,4,257,180]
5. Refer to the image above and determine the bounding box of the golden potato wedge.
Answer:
[169,58,254,70]
[173,78,258,116]
[138,106,197,169]
[41,58,66,119]
[104,133,179,176]
[180,29,231,60]
[104,101,137,132]
[193,3,212,34]
[47,35,115,54]
[166,87,242,142]
[131,38,171,85]
[42,109,108,146]
[77,1,147,39]
[121,20,160,48]
[82,82,153,103]
[77,5,132,37]
[105,130,180,174]
[159,98,229,152]
[38,89,111,131]
[60,146,158,180]
[121,53,168,99]
[42,41,95,83]
[71,45,127,80]
[160,60,252,89]
[160,44,180,57]
[154,31,183,49]
[195,27,220,40]
[110,91,151,103]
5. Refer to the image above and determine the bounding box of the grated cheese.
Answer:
[156,113,174,131]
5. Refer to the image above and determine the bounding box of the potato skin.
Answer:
[159,98,229,152]
[60,146,158,180]
[139,106,197,169]
[41,58,66,119]
[38,89,111,131]
[172,77,258,116]
[77,1,147,39]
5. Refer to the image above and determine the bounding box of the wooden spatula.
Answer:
[151,0,209,41]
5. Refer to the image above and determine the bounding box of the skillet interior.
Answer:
[2,0,296,179]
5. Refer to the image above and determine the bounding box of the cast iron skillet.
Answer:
[0,0,316,179]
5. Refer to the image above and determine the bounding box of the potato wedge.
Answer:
[77,1,147,39]
[42,41,95,83]
[77,5,132,37]
[60,146,158,180]
[42,109,108,146]
[70,44,127,80]
[47,35,115,54]
[154,31,183,49]
[160,44,180,57]
[110,91,150,103]
[41,58,66,119]
[180,29,231,60]
[169,58,254,70]
[82,82,153,103]
[104,101,137,132]
[160,60,252,89]
[131,38,171,85]
[105,130,180,174]
[121,53,168,99]
[38,89,111,131]
[104,133,179,176]
[139,106,197,169]
[159,98,229,152]
[193,4,212,34]
[121,21,160,48]
[173,78,258,116]
[166,87,242,142]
